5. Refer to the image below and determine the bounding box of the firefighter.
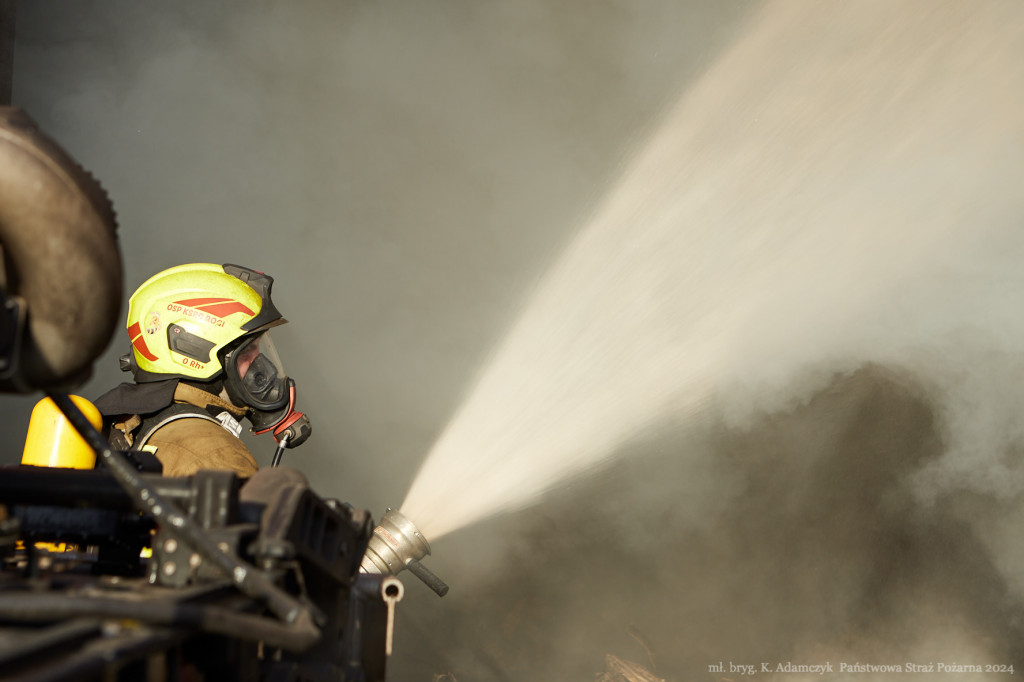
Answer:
[94,263,310,477]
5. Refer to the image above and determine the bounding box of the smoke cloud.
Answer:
[4,1,1024,680]
[400,0,1024,545]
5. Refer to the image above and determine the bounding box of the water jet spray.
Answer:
[360,508,450,597]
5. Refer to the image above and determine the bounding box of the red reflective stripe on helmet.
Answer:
[173,297,257,318]
[196,301,256,318]
[128,322,159,361]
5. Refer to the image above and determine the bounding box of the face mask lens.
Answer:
[244,354,281,401]
[237,342,261,379]
[228,332,288,410]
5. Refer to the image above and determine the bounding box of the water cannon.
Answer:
[360,508,450,597]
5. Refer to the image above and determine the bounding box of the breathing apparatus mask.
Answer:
[222,331,311,447]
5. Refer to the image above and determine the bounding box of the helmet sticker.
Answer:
[145,312,161,335]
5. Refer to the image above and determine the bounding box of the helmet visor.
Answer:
[226,331,290,410]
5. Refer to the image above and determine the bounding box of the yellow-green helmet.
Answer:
[122,263,285,382]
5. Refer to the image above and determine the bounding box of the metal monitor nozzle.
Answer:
[359,508,449,597]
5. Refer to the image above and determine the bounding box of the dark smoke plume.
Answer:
[397,368,1024,680]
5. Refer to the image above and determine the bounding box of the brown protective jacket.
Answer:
[105,382,259,478]
[147,416,258,478]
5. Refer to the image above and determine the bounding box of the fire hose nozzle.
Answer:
[360,508,449,597]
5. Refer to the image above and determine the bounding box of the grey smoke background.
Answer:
[6,0,746,507]
[4,1,1024,680]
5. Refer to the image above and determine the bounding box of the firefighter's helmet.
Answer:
[122,263,286,384]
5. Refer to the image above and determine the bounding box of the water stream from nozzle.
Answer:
[400,0,1024,542]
